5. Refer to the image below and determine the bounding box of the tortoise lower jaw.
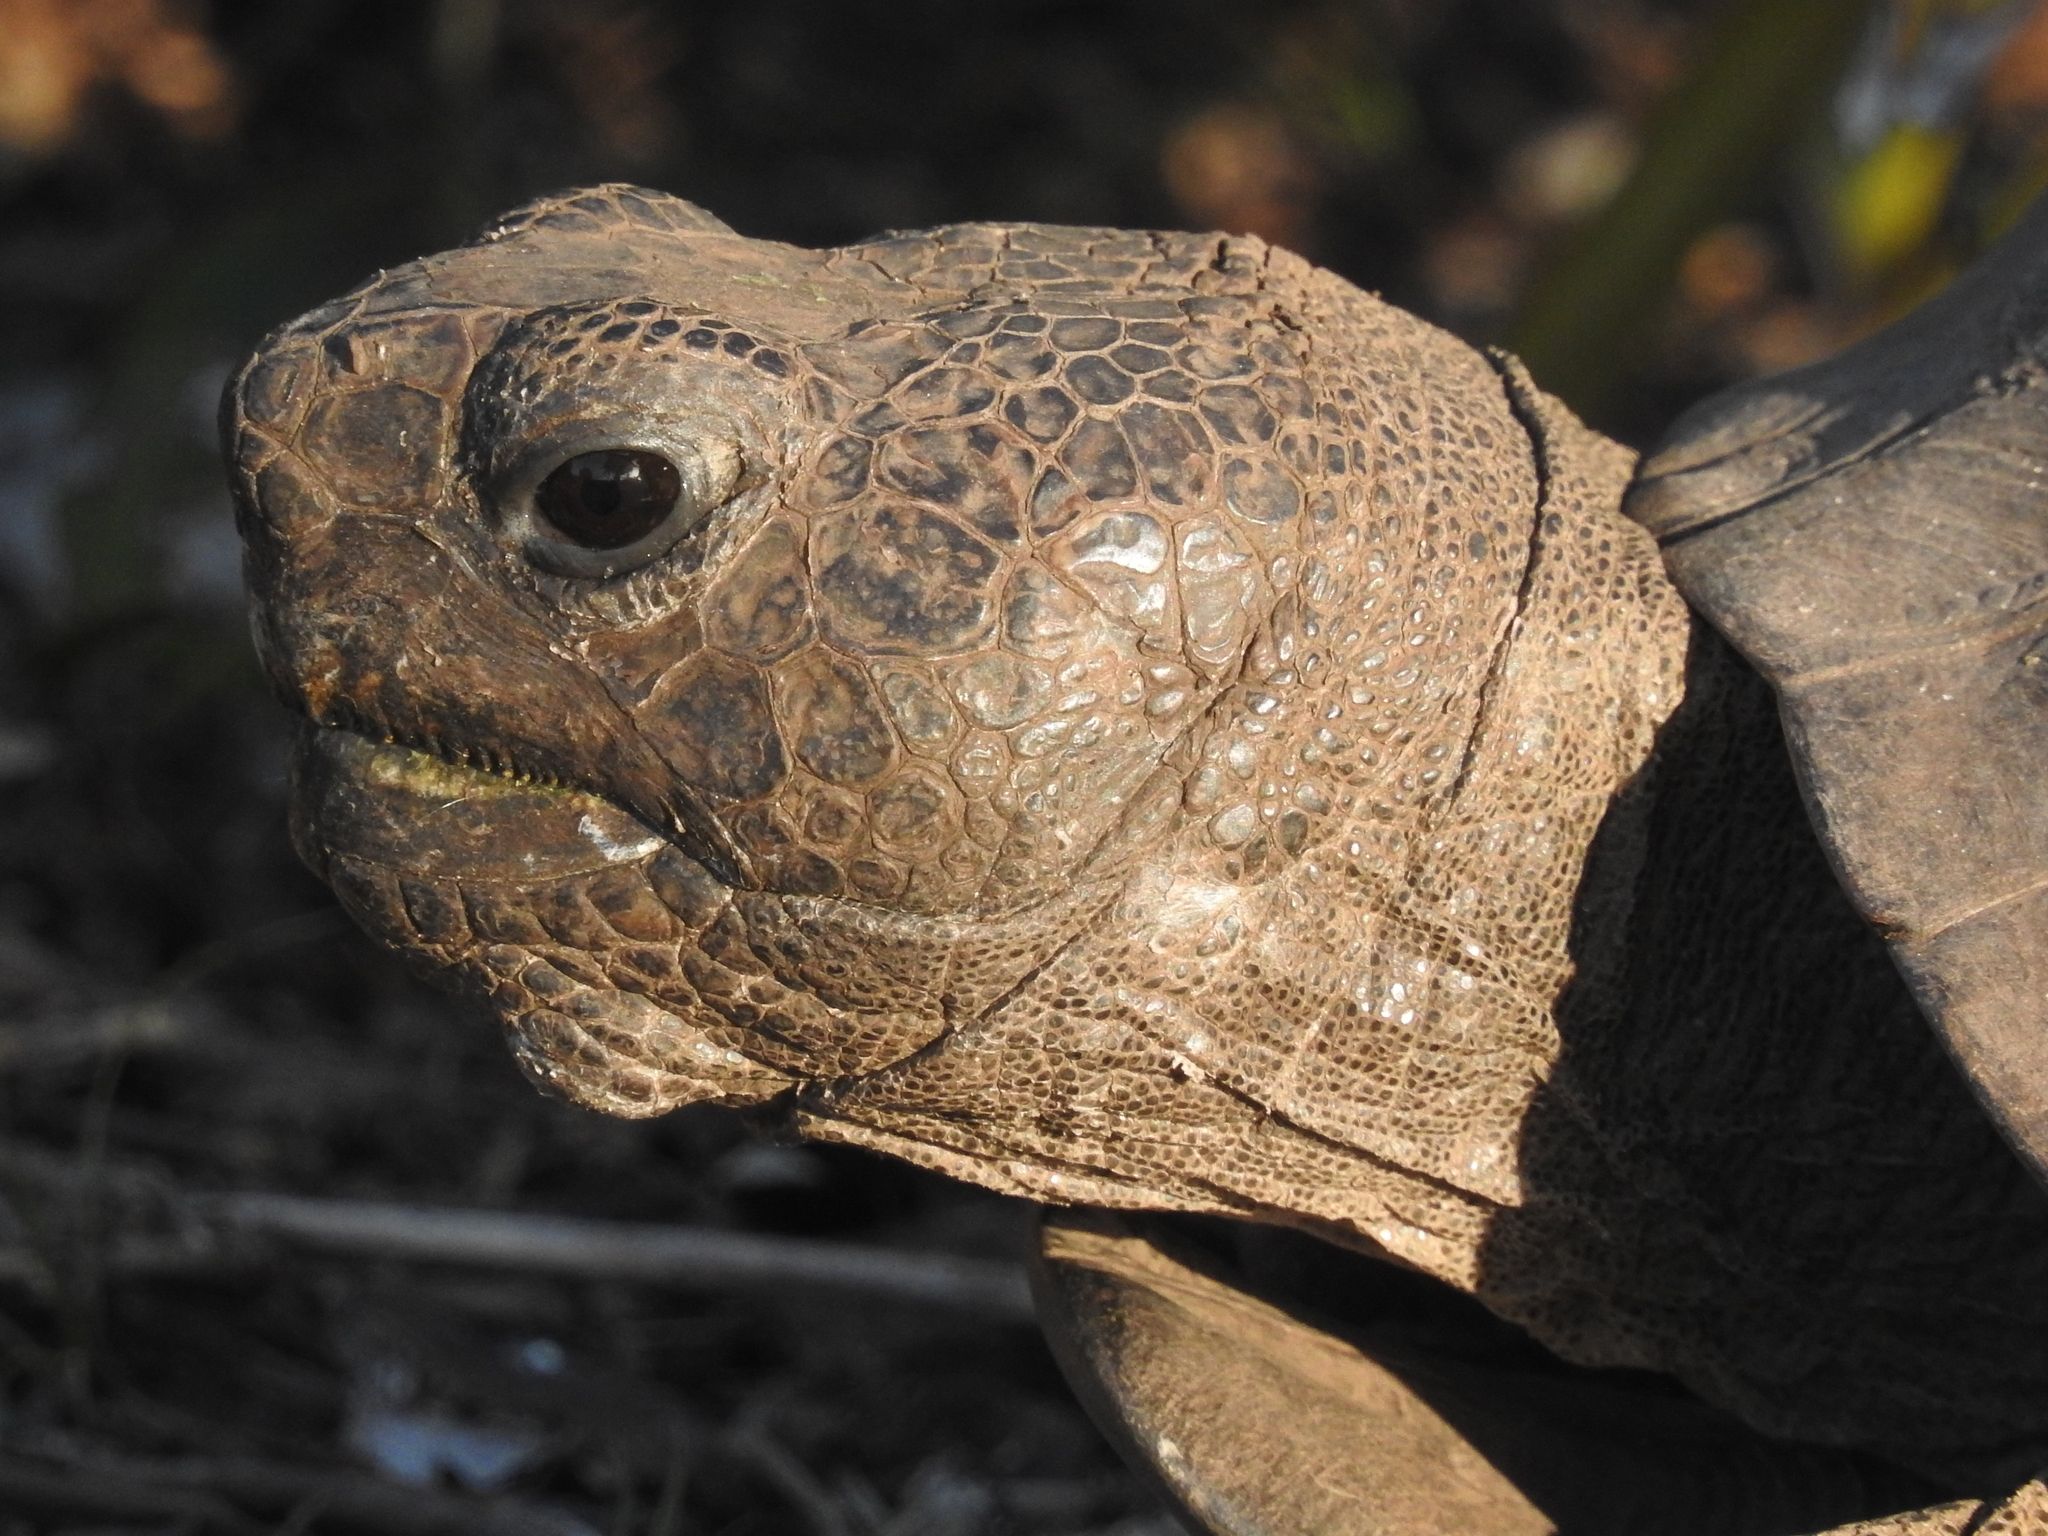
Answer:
[289,724,797,1117]
[289,724,676,888]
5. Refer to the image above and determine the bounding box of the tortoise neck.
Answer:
[1593,624,1889,1053]
[1552,623,1882,1133]
[1497,623,2048,1471]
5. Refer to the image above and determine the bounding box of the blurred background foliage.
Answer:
[6,0,2048,625]
[1,2,2047,1531]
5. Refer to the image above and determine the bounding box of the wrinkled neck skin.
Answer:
[787,421,2048,1477]
[817,450,2048,1482]
[793,363,1694,1299]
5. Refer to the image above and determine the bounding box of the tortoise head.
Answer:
[222,186,1321,1116]
[223,186,1686,1254]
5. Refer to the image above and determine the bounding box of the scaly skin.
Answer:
[223,186,2048,1510]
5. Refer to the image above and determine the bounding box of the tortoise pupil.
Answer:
[534,449,683,550]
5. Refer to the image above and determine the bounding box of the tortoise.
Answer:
[219,183,2048,1535]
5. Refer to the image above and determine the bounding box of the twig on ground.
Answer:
[724,1420,859,1536]
[0,1147,1036,1319]
[0,1449,600,1536]
[198,1191,1037,1320]
[0,1452,267,1535]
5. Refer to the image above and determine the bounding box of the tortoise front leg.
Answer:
[1032,1210,1549,1536]
[1033,1211,1934,1536]
[1819,1480,2048,1535]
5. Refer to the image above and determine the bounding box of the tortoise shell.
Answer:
[1628,192,2048,1187]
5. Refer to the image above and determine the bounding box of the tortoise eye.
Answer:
[534,449,683,550]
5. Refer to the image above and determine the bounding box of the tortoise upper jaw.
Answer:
[288,723,678,889]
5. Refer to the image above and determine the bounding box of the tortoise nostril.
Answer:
[322,330,364,376]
